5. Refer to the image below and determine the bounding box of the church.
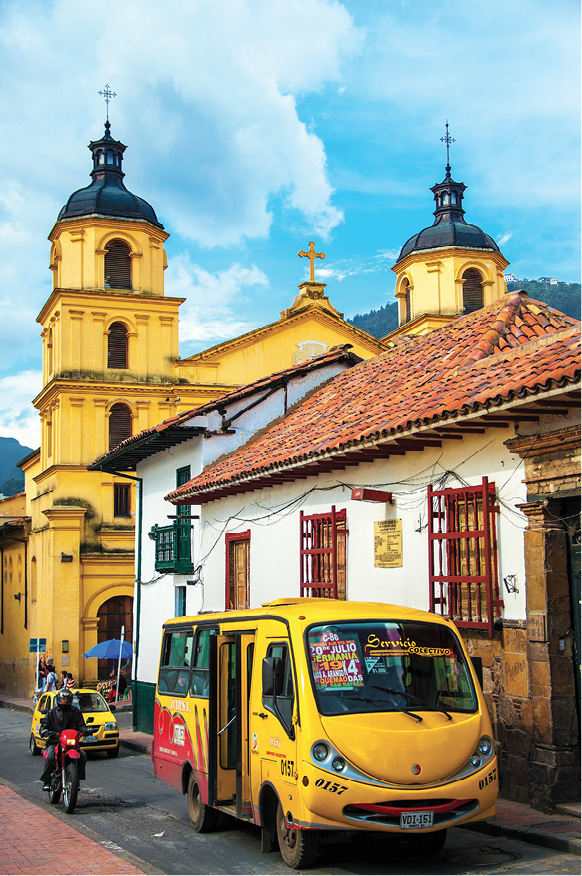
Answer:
[0,119,386,698]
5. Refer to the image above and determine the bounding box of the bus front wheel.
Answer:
[276,802,318,869]
[187,773,220,832]
[408,828,447,855]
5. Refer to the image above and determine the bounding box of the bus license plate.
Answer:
[83,735,98,743]
[400,811,434,829]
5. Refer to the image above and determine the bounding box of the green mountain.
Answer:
[0,437,34,497]
[349,281,580,339]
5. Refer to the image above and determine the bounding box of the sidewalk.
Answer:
[2,693,580,857]
[0,779,149,875]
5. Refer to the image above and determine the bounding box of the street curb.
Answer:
[0,698,33,715]
[119,736,151,754]
[462,818,581,856]
[0,777,163,875]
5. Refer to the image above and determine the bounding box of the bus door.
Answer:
[253,639,298,802]
[210,631,255,819]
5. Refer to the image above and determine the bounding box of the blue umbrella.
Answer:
[83,639,133,659]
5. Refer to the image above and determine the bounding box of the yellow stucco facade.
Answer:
[0,127,386,698]
[389,247,509,338]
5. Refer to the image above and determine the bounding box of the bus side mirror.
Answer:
[262,657,284,696]
[471,656,483,689]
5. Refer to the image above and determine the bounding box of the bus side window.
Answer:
[262,643,294,730]
[190,628,214,697]
[158,628,193,696]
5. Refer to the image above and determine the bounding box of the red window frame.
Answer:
[300,507,347,599]
[225,531,250,611]
[428,476,504,637]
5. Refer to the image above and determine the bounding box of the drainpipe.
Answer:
[96,467,143,732]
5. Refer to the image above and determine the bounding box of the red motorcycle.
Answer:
[43,728,84,813]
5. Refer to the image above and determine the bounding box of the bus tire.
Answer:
[408,829,447,855]
[187,773,220,833]
[276,802,318,870]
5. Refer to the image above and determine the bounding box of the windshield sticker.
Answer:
[365,634,452,658]
[310,638,364,690]
[364,655,388,674]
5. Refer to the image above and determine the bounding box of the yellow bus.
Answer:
[152,598,498,868]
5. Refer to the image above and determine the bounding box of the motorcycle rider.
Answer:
[40,688,88,790]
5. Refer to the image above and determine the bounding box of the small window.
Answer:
[190,628,214,698]
[104,239,131,290]
[107,322,128,369]
[402,279,411,324]
[114,483,131,517]
[109,403,132,451]
[462,268,484,314]
[175,585,186,618]
[262,642,294,730]
[158,628,193,696]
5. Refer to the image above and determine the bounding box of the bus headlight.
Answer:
[332,757,346,772]
[478,736,492,756]
[312,743,328,762]
[469,754,481,768]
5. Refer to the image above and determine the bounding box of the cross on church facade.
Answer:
[298,241,325,282]
[98,84,117,121]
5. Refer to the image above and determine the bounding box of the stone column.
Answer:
[518,499,580,810]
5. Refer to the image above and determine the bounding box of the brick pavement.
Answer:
[0,781,146,875]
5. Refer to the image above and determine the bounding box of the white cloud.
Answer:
[497,232,513,247]
[166,253,269,347]
[0,0,357,249]
[348,0,580,209]
[0,371,42,446]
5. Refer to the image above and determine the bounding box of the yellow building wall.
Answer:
[48,216,168,296]
[177,303,387,388]
[391,247,509,337]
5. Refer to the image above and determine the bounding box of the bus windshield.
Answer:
[306,620,477,716]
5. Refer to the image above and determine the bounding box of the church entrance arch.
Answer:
[97,595,133,681]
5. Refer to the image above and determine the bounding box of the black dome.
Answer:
[58,122,163,229]
[399,218,500,260]
[397,167,499,261]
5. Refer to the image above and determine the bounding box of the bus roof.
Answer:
[163,598,455,629]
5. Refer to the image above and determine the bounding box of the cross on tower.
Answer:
[440,120,455,169]
[98,84,117,121]
[298,241,325,282]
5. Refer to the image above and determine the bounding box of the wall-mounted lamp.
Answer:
[503,574,519,594]
[13,592,21,601]
[60,553,73,563]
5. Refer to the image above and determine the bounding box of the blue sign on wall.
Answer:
[29,637,47,652]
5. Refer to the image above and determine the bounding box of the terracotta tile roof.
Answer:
[88,345,361,471]
[168,294,580,503]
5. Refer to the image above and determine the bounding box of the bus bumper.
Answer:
[297,757,498,833]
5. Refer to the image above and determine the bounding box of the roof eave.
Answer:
[170,382,581,505]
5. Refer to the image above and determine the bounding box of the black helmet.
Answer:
[56,689,73,709]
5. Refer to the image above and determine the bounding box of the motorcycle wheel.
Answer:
[63,762,79,813]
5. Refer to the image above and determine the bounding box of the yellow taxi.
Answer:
[29,688,120,758]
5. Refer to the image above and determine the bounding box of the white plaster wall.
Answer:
[195,428,530,624]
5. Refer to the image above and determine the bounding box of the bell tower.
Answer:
[27,111,187,689]
[389,124,509,339]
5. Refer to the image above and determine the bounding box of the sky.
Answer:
[0,0,579,447]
